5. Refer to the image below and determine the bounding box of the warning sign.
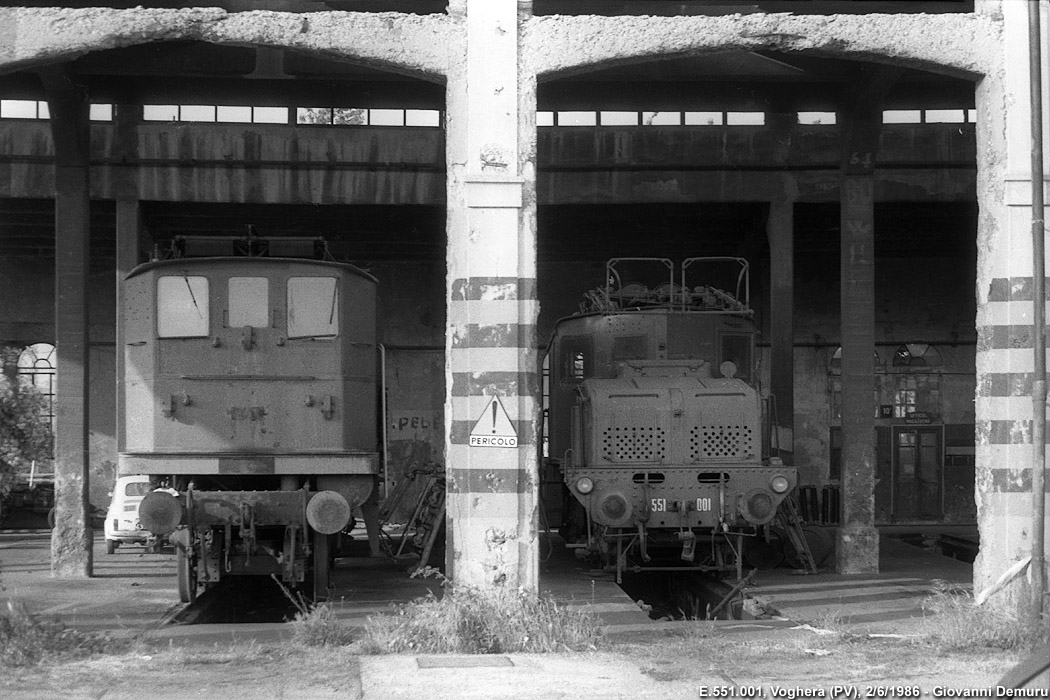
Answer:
[469,396,518,448]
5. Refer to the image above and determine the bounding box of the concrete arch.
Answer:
[0,7,451,83]
[527,13,998,82]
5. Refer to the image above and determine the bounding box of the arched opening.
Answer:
[0,32,450,574]
[535,46,978,535]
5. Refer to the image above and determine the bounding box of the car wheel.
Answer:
[106,539,117,555]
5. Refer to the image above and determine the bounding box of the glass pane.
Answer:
[726,111,765,126]
[287,277,338,338]
[217,106,253,123]
[89,104,113,121]
[158,276,209,338]
[179,105,216,122]
[253,107,289,124]
[643,111,681,126]
[720,334,752,381]
[229,277,269,328]
[685,112,723,126]
[536,111,554,127]
[798,111,836,125]
[405,109,440,127]
[144,105,179,121]
[883,110,921,124]
[332,108,367,125]
[125,481,153,497]
[1,99,37,119]
[296,107,332,125]
[925,109,964,124]
[557,111,596,126]
[600,111,638,126]
[369,109,404,126]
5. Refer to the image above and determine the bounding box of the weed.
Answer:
[362,584,604,654]
[290,603,357,648]
[270,574,356,648]
[920,581,1050,651]
[0,600,120,667]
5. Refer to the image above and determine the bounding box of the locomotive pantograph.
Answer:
[546,257,799,581]
[120,235,380,603]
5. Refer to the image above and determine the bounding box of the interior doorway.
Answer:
[892,426,943,520]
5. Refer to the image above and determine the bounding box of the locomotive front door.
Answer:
[892,427,943,521]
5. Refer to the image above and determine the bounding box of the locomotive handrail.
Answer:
[583,256,751,315]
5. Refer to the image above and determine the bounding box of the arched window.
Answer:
[892,343,943,367]
[17,343,55,432]
[828,346,882,373]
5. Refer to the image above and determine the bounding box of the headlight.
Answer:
[575,476,594,495]
[770,475,790,494]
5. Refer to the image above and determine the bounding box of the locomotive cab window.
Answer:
[719,333,752,381]
[157,275,209,338]
[559,336,592,383]
[228,277,269,328]
[287,277,339,338]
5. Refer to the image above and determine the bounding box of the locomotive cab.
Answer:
[118,236,380,603]
[545,257,800,579]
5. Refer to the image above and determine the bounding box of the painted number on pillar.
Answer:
[849,151,873,168]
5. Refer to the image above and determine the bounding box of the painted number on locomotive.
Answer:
[650,498,712,512]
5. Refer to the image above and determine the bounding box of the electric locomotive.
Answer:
[546,257,797,581]
[119,235,380,603]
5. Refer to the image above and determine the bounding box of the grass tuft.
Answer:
[361,583,604,654]
[0,600,120,667]
[270,574,357,648]
[920,580,1050,651]
[289,603,357,648]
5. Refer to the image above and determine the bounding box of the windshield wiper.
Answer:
[183,273,202,318]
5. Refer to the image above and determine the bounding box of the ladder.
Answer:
[379,469,446,572]
[774,497,819,574]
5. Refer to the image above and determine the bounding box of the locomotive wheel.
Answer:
[176,546,198,604]
[312,531,330,603]
[743,529,785,569]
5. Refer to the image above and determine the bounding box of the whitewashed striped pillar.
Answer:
[443,0,539,591]
[973,0,1046,611]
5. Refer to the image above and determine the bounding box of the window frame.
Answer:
[157,275,210,339]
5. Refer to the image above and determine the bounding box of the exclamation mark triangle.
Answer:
[469,396,518,446]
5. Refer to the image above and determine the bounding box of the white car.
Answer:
[104,475,171,554]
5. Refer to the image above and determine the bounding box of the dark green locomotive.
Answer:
[119,238,379,602]
[546,257,796,580]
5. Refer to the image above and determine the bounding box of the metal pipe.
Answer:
[379,343,390,501]
[1030,0,1047,620]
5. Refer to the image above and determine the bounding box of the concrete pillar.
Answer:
[768,193,795,463]
[115,104,144,457]
[973,0,1048,612]
[41,66,92,577]
[444,0,539,590]
[836,78,891,575]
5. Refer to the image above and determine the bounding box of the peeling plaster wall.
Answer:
[0,8,450,81]
[528,13,996,81]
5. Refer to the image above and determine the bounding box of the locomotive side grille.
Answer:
[602,426,667,462]
[689,425,754,460]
